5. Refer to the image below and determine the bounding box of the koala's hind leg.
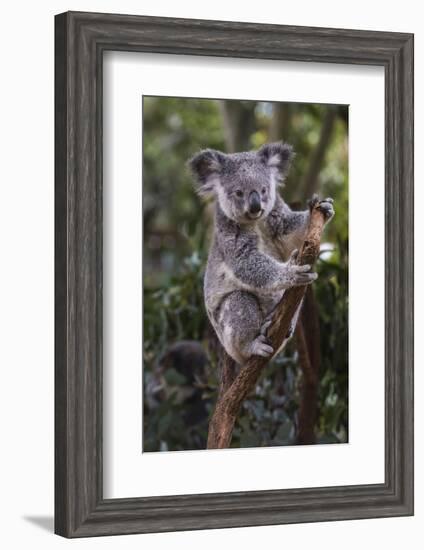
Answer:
[216,291,273,365]
[260,298,304,354]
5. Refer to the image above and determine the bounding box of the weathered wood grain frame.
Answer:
[55,11,414,538]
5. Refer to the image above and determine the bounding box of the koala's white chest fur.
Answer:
[254,222,281,260]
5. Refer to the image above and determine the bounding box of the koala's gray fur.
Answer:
[189,142,334,365]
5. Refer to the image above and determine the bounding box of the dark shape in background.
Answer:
[143,96,348,452]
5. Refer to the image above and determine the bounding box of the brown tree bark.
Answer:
[207,204,326,449]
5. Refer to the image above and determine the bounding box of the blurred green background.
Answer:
[143,96,348,452]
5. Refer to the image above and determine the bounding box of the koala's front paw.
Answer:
[308,194,335,221]
[318,197,335,221]
[251,334,274,358]
[287,264,318,287]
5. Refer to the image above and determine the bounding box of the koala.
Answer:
[189,142,334,365]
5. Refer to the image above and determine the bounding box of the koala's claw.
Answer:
[289,264,315,286]
[251,334,274,358]
[293,264,311,273]
[293,271,318,286]
[317,198,335,220]
[308,195,335,220]
[276,263,316,290]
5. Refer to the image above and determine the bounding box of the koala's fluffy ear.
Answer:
[258,142,294,182]
[188,149,225,198]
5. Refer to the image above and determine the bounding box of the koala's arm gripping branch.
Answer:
[207,204,326,449]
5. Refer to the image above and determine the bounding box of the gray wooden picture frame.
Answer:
[55,11,414,538]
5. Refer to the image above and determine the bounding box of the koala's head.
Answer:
[189,142,293,224]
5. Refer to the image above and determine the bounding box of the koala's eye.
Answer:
[261,187,267,195]
[235,190,243,198]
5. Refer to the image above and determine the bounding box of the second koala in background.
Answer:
[189,142,334,365]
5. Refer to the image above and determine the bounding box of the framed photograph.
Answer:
[55,11,414,538]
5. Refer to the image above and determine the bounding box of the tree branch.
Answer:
[207,205,326,449]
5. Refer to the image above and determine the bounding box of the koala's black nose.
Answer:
[248,191,261,214]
